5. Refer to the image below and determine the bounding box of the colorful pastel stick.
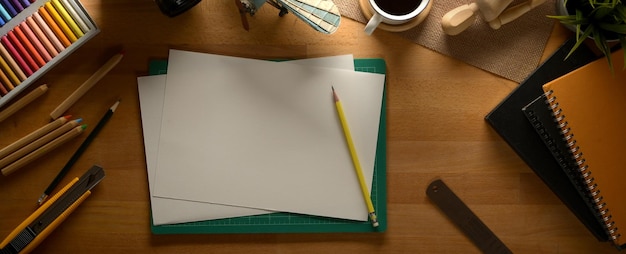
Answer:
[0,0,17,17]
[38,7,70,47]
[26,16,58,57]
[32,12,64,53]
[0,43,26,82]
[0,73,8,94]
[19,0,28,8]
[7,30,38,73]
[14,25,46,67]
[44,2,77,43]
[1,35,33,76]
[20,22,52,62]
[52,0,82,37]
[0,44,22,85]
[0,69,11,93]
[0,1,11,22]
[61,0,88,33]
[10,0,23,12]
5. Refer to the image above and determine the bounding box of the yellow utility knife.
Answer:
[0,165,105,254]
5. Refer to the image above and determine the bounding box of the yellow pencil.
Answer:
[1,125,87,176]
[332,87,379,227]
[0,177,79,251]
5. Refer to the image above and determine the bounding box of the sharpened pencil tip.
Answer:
[331,86,339,102]
[37,194,48,206]
[110,100,121,112]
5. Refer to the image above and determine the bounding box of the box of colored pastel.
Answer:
[0,0,99,108]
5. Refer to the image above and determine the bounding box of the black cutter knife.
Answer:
[0,165,105,254]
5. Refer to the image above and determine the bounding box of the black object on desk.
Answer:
[38,100,120,205]
[484,38,608,242]
[427,179,512,254]
[155,0,202,17]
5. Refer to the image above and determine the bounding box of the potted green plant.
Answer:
[549,0,626,70]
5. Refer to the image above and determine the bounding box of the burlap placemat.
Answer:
[335,0,557,83]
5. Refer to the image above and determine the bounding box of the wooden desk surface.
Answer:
[0,1,617,253]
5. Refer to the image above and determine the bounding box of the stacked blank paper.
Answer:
[138,50,385,225]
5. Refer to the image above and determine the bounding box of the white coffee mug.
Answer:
[364,0,431,35]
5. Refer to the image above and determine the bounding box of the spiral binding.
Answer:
[545,90,621,242]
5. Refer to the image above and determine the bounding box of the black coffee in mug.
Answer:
[374,0,422,16]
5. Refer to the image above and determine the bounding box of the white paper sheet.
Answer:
[138,55,361,225]
[151,50,384,222]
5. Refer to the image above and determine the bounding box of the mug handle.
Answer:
[364,13,383,35]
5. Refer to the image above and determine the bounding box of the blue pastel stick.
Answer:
[0,0,16,17]
[10,0,23,12]
[0,2,10,22]
[19,0,28,8]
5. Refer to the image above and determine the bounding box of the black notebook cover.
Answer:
[484,38,608,241]
[521,94,602,227]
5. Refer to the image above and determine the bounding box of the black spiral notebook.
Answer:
[521,94,602,227]
[484,38,608,241]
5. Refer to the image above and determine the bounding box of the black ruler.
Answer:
[426,179,512,254]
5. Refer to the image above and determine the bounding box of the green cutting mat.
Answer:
[147,58,387,234]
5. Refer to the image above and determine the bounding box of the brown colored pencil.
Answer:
[0,115,71,159]
[0,84,49,123]
[49,52,124,120]
[0,119,82,169]
[2,125,86,176]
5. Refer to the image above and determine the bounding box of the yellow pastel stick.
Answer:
[51,0,83,38]
[0,43,26,83]
[0,67,11,91]
[44,2,77,42]
[60,0,89,33]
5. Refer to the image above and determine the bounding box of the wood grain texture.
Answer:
[0,0,617,253]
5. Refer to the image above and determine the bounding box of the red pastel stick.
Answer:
[14,25,46,68]
[19,22,51,62]
[7,31,38,73]
[1,36,33,76]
